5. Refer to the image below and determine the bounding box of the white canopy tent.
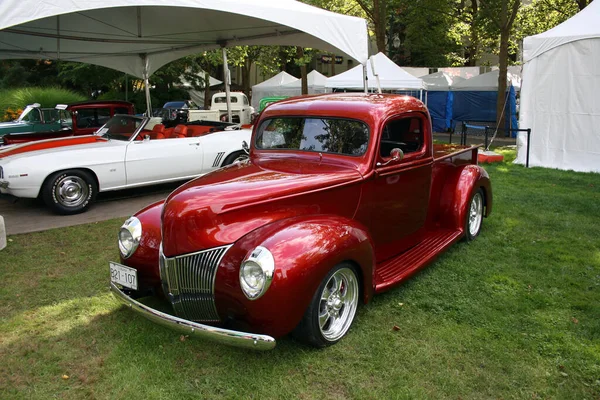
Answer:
[282,70,328,92]
[250,71,299,109]
[421,71,465,90]
[325,52,424,93]
[0,0,370,115]
[451,70,521,91]
[516,1,600,173]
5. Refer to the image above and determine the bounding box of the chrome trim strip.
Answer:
[110,282,276,350]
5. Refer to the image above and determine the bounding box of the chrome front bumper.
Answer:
[110,282,276,350]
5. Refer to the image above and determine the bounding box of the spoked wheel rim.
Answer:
[54,175,89,208]
[469,192,483,237]
[318,267,359,342]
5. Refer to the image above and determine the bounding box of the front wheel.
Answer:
[42,170,97,215]
[221,151,248,166]
[293,263,360,348]
[464,188,484,241]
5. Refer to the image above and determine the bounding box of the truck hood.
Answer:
[0,121,28,132]
[161,158,363,256]
[0,135,109,160]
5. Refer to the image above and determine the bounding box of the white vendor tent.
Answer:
[451,70,521,92]
[325,52,424,92]
[251,71,299,109]
[516,1,600,173]
[282,70,328,92]
[422,71,465,90]
[0,0,370,114]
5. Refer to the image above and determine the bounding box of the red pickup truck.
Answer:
[2,101,134,145]
[109,93,492,350]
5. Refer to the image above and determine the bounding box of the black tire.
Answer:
[292,262,360,348]
[42,170,97,215]
[464,188,484,241]
[221,151,248,167]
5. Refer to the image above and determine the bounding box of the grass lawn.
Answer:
[1,150,599,399]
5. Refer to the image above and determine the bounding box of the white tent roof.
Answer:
[0,0,369,78]
[422,71,465,90]
[325,52,424,90]
[253,71,299,88]
[282,70,328,88]
[451,70,521,91]
[524,0,600,61]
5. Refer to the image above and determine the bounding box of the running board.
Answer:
[375,229,463,293]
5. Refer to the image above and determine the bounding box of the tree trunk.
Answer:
[496,28,509,131]
[374,0,387,55]
[296,47,308,95]
[203,71,211,109]
[466,0,479,66]
[242,58,251,99]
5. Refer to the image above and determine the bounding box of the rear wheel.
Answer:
[293,263,360,348]
[465,188,484,241]
[42,170,97,215]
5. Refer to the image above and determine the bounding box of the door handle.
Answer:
[188,142,200,146]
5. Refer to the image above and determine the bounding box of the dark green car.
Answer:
[0,104,70,144]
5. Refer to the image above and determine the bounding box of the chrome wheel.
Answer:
[468,191,483,237]
[318,267,359,342]
[54,175,89,208]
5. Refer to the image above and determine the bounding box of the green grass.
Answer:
[1,153,599,399]
[0,87,86,116]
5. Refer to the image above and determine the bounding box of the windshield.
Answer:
[255,117,369,156]
[17,107,41,123]
[95,115,144,141]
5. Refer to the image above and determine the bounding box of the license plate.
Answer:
[110,262,138,290]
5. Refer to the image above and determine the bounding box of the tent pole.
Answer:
[142,55,152,116]
[363,64,368,93]
[222,47,232,123]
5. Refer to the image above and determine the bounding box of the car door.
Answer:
[357,113,433,263]
[124,134,204,186]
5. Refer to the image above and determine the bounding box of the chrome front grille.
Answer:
[159,244,231,322]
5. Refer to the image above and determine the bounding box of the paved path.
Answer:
[0,182,182,235]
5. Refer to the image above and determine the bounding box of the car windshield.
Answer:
[17,107,41,123]
[255,117,369,156]
[95,115,144,141]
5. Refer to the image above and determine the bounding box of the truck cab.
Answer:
[210,92,254,124]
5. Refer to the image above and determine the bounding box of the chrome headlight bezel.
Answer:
[118,217,142,259]
[239,246,275,300]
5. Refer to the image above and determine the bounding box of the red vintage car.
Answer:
[109,93,492,350]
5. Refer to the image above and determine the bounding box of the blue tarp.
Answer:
[452,88,518,136]
[427,91,453,132]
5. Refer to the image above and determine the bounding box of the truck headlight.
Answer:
[240,246,275,300]
[118,217,142,259]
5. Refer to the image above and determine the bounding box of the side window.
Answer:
[114,107,129,115]
[379,117,423,158]
[23,109,42,123]
[77,108,111,128]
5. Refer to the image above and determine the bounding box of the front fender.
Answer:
[439,165,492,232]
[121,200,164,291]
[214,215,375,338]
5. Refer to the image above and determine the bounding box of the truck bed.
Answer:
[432,143,479,163]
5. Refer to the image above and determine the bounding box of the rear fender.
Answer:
[439,165,492,232]
[215,215,375,338]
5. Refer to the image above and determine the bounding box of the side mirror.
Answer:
[376,148,404,167]
[242,140,250,154]
[390,148,404,161]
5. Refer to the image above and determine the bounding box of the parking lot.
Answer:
[0,181,182,235]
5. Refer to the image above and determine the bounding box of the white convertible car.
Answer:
[0,115,251,214]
